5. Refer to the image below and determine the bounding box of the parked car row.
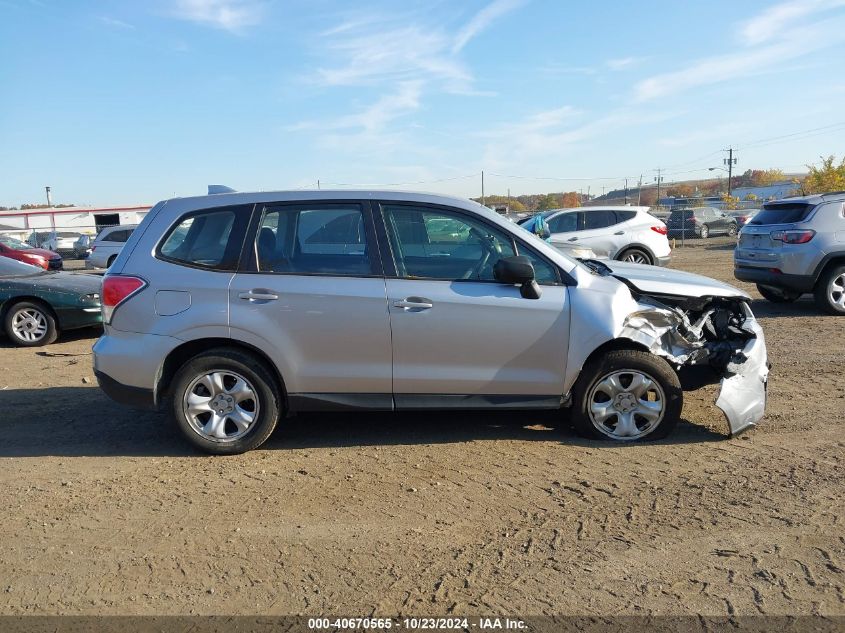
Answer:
[665,207,738,239]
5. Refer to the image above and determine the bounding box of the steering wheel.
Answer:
[463,229,503,280]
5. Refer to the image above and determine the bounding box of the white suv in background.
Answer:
[520,206,671,266]
[85,225,138,269]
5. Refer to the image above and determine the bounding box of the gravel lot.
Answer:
[1,239,843,617]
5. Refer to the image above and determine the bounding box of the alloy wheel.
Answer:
[182,370,260,443]
[828,272,845,310]
[587,370,665,440]
[11,307,48,343]
[623,251,649,264]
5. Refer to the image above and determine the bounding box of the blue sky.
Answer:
[2,0,845,207]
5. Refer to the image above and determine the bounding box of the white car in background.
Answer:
[39,231,86,258]
[85,224,138,269]
[520,206,671,266]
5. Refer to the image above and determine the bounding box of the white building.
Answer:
[0,205,150,240]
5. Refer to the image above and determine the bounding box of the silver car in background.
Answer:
[94,190,767,454]
[520,206,671,265]
[85,224,137,269]
[735,192,845,314]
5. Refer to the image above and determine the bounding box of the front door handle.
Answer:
[614,230,624,235]
[567,236,578,242]
[239,290,279,301]
[394,297,433,310]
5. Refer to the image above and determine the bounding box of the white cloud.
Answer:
[99,16,134,29]
[740,0,845,45]
[452,0,526,53]
[634,13,845,102]
[172,0,262,32]
[290,81,423,134]
[606,56,646,71]
[315,25,470,89]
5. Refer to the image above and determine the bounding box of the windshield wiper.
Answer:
[578,258,612,276]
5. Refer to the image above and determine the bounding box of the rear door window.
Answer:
[750,203,816,225]
[583,210,616,229]
[254,204,373,276]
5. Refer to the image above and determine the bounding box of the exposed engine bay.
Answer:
[615,277,769,436]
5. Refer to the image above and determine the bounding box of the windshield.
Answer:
[0,256,44,277]
[749,203,815,225]
[0,236,33,251]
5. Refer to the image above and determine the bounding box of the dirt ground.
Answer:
[0,239,843,617]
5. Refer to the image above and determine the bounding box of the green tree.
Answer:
[537,194,562,210]
[803,155,845,194]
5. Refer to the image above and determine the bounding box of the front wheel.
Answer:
[571,350,682,441]
[4,301,58,347]
[699,224,710,239]
[757,284,801,303]
[170,348,281,454]
[727,223,737,237]
[814,265,845,315]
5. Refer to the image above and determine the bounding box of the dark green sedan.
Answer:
[0,256,102,346]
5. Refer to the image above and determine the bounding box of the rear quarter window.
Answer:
[157,205,252,271]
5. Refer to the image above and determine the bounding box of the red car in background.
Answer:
[0,235,63,270]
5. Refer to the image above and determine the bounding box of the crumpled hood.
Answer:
[599,260,750,300]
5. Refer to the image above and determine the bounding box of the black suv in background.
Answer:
[666,207,738,239]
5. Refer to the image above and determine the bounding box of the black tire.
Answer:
[727,223,737,237]
[699,224,710,239]
[617,248,652,265]
[813,264,845,315]
[107,255,117,268]
[756,284,801,303]
[170,348,281,454]
[3,300,59,347]
[571,350,682,442]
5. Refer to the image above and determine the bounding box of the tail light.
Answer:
[771,229,815,244]
[91,246,96,252]
[650,225,668,235]
[686,216,698,223]
[102,275,146,324]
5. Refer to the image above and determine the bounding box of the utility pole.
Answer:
[317,179,320,190]
[507,187,510,212]
[637,174,642,205]
[481,171,485,207]
[723,148,737,196]
[654,169,664,207]
[624,178,629,205]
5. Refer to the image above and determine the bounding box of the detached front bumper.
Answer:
[715,310,769,435]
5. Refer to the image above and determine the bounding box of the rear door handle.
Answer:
[614,230,624,235]
[239,290,279,301]
[393,297,433,310]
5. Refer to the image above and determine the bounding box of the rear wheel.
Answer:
[571,350,682,441]
[170,348,281,454]
[617,248,652,265]
[699,224,710,239]
[3,300,58,347]
[757,284,801,303]
[814,265,845,315]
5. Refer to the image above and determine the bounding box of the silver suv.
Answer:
[734,192,845,314]
[94,190,768,454]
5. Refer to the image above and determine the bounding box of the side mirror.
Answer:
[494,255,542,299]
[537,225,551,240]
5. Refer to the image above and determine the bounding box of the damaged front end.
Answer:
[618,291,769,436]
